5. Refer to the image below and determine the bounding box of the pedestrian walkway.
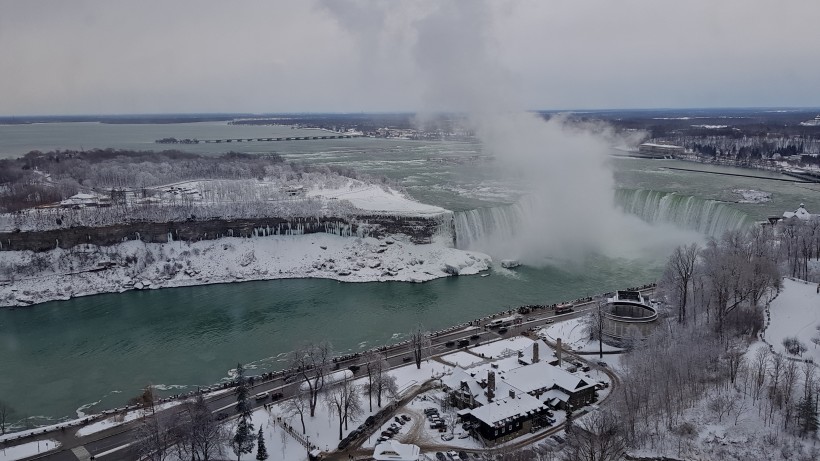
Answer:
[71,446,91,461]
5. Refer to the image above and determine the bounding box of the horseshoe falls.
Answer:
[613,189,753,236]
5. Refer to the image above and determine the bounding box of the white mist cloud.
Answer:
[325,0,702,264]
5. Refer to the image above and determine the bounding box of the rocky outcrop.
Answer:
[0,214,451,252]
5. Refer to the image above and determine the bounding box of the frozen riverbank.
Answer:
[0,233,491,308]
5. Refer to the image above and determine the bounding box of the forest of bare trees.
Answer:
[609,219,820,459]
[0,148,399,217]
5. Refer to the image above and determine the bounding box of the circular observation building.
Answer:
[601,290,658,346]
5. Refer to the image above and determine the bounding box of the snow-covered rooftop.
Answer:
[467,391,546,427]
[782,204,815,221]
[500,361,593,395]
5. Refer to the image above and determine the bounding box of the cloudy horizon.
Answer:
[2,0,820,116]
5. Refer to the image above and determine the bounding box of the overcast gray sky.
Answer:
[1,0,819,115]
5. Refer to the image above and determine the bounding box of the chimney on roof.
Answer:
[533,342,539,363]
[487,371,496,402]
[509,389,516,399]
[556,338,562,367]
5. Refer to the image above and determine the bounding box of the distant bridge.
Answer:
[202,134,364,144]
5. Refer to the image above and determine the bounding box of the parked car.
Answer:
[254,391,269,401]
[401,414,411,422]
[459,451,469,460]
[270,392,284,401]
[597,361,608,367]
[441,433,454,441]
[458,339,470,348]
[458,432,470,439]
[498,327,508,334]
[424,408,438,415]
[436,453,447,461]
[445,340,455,347]
[447,451,461,460]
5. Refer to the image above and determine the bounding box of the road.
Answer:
[8,287,653,460]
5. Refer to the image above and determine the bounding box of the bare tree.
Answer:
[173,393,228,461]
[751,347,769,403]
[410,326,431,370]
[134,410,176,461]
[0,401,11,435]
[129,384,158,417]
[289,342,333,417]
[725,340,746,385]
[561,409,627,461]
[362,350,381,412]
[585,298,606,358]
[285,390,311,434]
[664,243,698,324]
[324,375,363,440]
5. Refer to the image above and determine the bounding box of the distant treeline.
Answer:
[0,148,395,214]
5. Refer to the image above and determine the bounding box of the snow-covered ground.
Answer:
[75,400,185,437]
[439,350,486,368]
[0,439,60,461]
[765,277,820,363]
[203,360,453,461]
[733,189,772,204]
[0,233,491,308]
[538,318,623,353]
[307,182,446,216]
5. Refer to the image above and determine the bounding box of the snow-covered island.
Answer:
[0,151,491,308]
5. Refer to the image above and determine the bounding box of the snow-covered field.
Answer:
[765,277,820,363]
[0,233,491,308]
[0,439,60,461]
[307,183,446,216]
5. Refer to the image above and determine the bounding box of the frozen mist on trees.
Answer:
[324,1,700,266]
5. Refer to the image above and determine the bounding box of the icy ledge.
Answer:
[0,234,491,308]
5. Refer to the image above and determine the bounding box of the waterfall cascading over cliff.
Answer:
[614,189,753,236]
[451,189,753,256]
[453,201,527,251]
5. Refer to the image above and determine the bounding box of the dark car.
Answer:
[458,339,470,348]
[403,356,413,362]
[348,364,361,373]
[470,334,480,340]
[497,327,508,334]
[445,340,455,347]
[401,414,411,421]
[436,453,447,461]
[270,392,284,401]
[459,451,469,460]
[597,361,608,367]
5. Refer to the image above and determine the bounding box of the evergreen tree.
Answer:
[797,393,819,437]
[255,427,268,460]
[231,363,256,460]
[565,405,574,433]
[231,418,255,461]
